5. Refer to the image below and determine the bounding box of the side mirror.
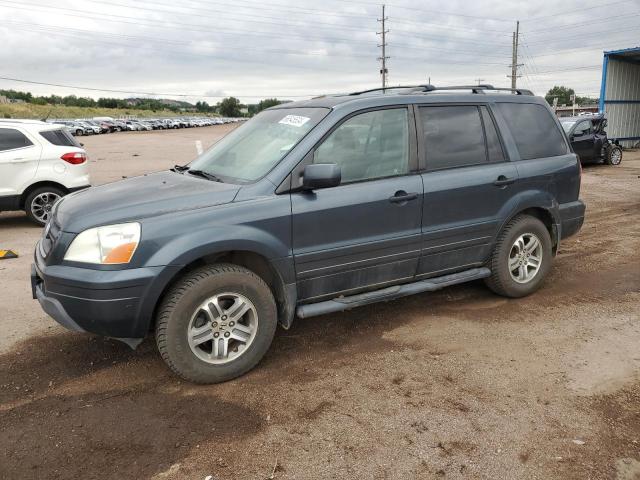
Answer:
[302,163,341,190]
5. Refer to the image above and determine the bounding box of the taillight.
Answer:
[61,152,86,165]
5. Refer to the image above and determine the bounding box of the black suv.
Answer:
[32,84,586,383]
[561,113,623,165]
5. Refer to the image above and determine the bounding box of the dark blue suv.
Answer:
[32,84,586,383]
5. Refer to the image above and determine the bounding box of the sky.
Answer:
[0,0,638,103]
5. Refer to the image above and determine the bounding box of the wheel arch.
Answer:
[501,206,559,255]
[20,181,69,209]
[148,250,296,334]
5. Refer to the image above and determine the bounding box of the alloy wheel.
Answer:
[31,192,61,224]
[187,292,258,364]
[508,233,543,284]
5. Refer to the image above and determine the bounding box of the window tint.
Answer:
[419,106,486,170]
[40,129,81,147]
[0,128,33,151]
[314,108,409,183]
[574,120,591,136]
[480,106,505,163]
[496,103,567,160]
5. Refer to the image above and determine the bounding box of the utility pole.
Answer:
[507,20,522,89]
[377,4,389,89]
[475,78,485,86]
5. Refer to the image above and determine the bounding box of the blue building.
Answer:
[600,47,640,147]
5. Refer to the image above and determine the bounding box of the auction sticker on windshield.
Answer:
[279,115,310,127]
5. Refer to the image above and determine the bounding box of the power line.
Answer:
[525,0,635,21]
[0,1,510,50]
[0,75,317,98]
[526,65,602,75]
[524,12,640,34]
[3,17,509,60]
[1,21,504,66]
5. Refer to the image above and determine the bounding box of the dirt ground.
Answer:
[0,127,638,480]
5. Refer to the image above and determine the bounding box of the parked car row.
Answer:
[48,117,245,136]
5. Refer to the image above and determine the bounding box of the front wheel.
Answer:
[155,264,277,384]
[485,215,552,298]
[605,144,622,166]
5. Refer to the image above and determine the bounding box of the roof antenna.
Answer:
[41,107,54,123]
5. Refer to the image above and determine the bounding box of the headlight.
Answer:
[64,223,141,264]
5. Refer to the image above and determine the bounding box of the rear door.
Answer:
[416,104,518,276]
[291,107,423,301]
[0,127,43,198]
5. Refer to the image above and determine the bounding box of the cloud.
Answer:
[0,0,635,101]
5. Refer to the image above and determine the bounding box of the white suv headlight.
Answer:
[64,223,141,264]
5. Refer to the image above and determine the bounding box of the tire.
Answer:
[75,129,83,136]
[155,264,277,384]
[605,145,622,166]
[484,215,552,298]
[24,186,65,226]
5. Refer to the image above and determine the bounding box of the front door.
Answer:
[291,107,423,301]
[571,120,594,162]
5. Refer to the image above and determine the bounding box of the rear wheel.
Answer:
[605,145,622,165]
[155,264,277,384]
[485,215,552,298]
[24,186,65,226]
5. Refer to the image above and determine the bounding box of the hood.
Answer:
[56,170,240,233]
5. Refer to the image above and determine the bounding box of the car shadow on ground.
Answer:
[0,212,41,229]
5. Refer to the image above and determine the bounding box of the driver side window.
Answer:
[313,108,409,184]
[575,120,591,136]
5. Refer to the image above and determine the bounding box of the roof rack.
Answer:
[349,84,533,96]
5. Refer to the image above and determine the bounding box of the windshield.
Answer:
[188,107,328,182]
[561,120,576,133]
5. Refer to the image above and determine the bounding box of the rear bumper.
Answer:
[559,200,586,239]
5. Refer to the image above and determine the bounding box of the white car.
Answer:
[0,120,91,225]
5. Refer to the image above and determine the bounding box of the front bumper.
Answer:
[32,252,181,343]
[559,200,586,239]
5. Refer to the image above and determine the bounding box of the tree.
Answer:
[217,97,242,117]
[195,101,212,112]
[247,98,284,116]
[545,86,575,106]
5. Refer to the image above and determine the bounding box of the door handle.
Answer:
[493,175,515,187]
[389,191,419,203]
[10,158,29,163]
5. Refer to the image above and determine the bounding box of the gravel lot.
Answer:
[1,126,638,480]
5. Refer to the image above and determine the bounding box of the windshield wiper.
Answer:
[186,169,223,182]
[171,164,189,172]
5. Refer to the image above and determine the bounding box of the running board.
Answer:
[296,267,491,319]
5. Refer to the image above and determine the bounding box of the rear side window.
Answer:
[480,106,505,163]
[419,106,486,170]
[0,128,33,151]
[39,129,81,147]
[496,103,567,160]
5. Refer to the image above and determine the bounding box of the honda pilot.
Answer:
[32,84,586,383]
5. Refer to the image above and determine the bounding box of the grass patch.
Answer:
[0,104,218,120]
